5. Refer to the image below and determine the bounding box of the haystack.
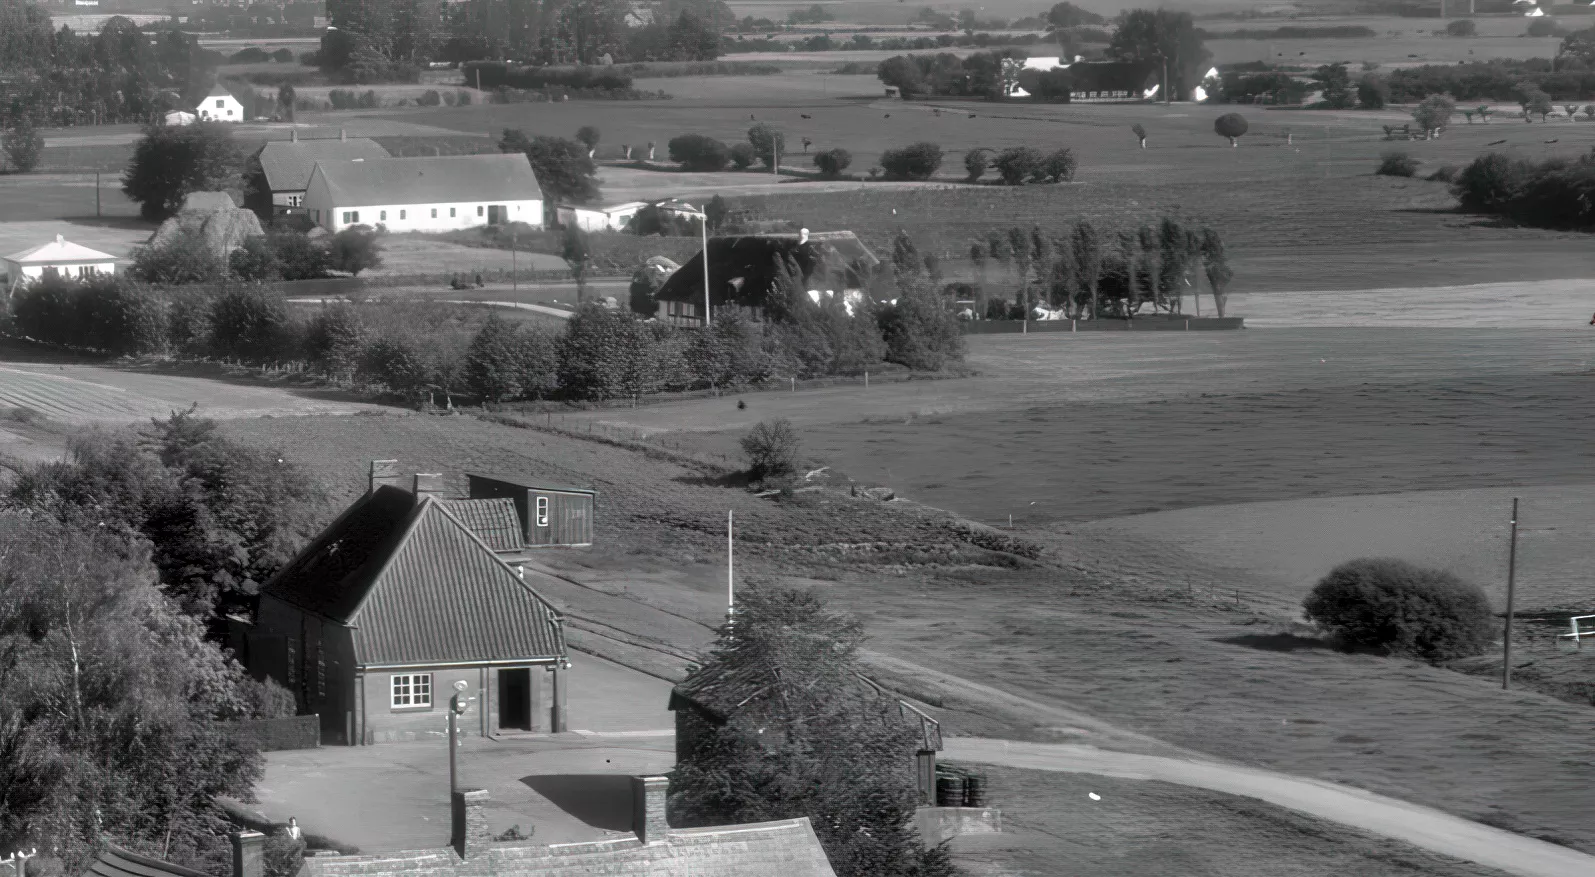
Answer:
[148,191,263,260]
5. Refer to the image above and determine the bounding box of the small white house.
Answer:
[3,235,118,292]
[556,201,648,232]
[196,84,246,122]
[302,153,545,234]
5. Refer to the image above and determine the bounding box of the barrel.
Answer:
[963,774,987,808]
[935,775,966,807]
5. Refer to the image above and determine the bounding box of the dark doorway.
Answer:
[499,668,532,730]
[487,204,507,225]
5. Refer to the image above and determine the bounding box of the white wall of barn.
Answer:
[302,189,544,233]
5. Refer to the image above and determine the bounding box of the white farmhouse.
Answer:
[556,201,647,232]
[256,132,390,213]
[302,154,545,234]
[197,84,247,122]
[3,235,118,292]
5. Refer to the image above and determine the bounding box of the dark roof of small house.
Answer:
[439,497,523,551]
[466,472,598,496]
[85,842,215,877]
[307,154,543,207]
[653,232,879,308]
[297,819,837,877]
[259,486,566,667]
[257,138,391,193]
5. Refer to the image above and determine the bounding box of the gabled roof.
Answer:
[307,154,543,208]
[85,842,214,877]
[298,819,837,877]
[5,235,118,265]
[258,138,391,193]
[654,232,879,307]
[259,486,566,667]
[439,497,523,552]
[205,82,240,100]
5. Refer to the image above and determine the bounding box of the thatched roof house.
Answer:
[652,230,878,326]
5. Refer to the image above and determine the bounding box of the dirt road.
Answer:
[945,738,1595,877]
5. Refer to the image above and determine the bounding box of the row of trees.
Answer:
[1452,147,1595,229]
[963,218,1233,319]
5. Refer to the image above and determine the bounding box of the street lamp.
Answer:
[447,680,469,795]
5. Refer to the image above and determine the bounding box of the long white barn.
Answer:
[302,154,545,234]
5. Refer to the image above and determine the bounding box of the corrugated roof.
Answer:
[308,154,543,208]
[467,473,597,495]
[257,138,390,193]
[654,232,879,306]
[85,842,215,877]
[259,488,566,667]
[299,818,837,877]
[438,497,523,552]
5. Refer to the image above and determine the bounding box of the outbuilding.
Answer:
[301,153,545,234]
[466,472,596,548]
[3,234,118,292]
[248,468,573,744]
[556,200,648,232]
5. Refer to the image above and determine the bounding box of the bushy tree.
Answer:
[1214,112,1248,147]
[464,313,557,402]
[876,55,925,98]
[130,224,226,285]
[728,142,757,169]
[1199,226,1231,317]
[0,515,268,875]
[739,418,800,481]
[1046,1,1105,29]
[8,274,167,356]
[558,304,659,400]
[1445,19,1476,38]
[879,142,943,181]
[303,303,366,379]
[121,123,242,221]
[1039,147,1077,183]
[2,118,45,173]
[574,124,601,156]
[1412,94,1456,138]
[812,147,852,178]
[1304,558,1496,663]
[498,129,600,204]
[1517,82,1553,121]
[207,286,296,364]
[669,584,955,877]
[1526,17,1559,39]
[747,123,786,168]
[562,223,591,301]
[993,146,1044,185]
[667,133,731,171]
[1313,62,1355,109]
[877,282,963,370]
[330,225,383,275]
[1377,150,1419,177]
[964,147,991,182]
[1358,74,1388,110]
[1109,9,1210,101]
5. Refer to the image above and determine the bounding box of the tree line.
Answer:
[1452,147,1595,230]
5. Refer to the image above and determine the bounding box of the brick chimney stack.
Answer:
[631,776,669,845]
[230,831,265,877]
[413,473,446,498]
[369,460,406,494]
[452,789,493,859]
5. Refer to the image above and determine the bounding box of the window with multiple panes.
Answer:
[391,673,432,709]
[342,211,359,224]
[380,210,387,221]
[286,194,302,207]
[535,496,549,528]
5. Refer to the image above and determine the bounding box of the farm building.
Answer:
[465,472,597,548]
[302,153,544,234]
[299,779,837,877]
[2,235,118,291]
[196,83,247,121]
[556,200,648,232]
[246,465,575,744]
[652,229,879,327]
[254,131,391,213]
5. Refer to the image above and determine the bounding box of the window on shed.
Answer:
[450,207,456,217]
[535,496,549,528]
[391,673,432,709]
[400,209,406,219]
[477,205,483,216]
[431,208,437,218]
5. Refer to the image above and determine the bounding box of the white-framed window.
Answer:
[286,194,302,207]
[535,496,549,528]
[450,207,456,217]
[391,673,432,709]
[380,210,387,221]
[342,210,359,224]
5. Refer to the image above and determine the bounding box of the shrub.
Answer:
[1452,152,1531,211]
[418,89,442,106]
[272,47,295,63]
[8,275,166,355]
[303,304,366,377]
[1214,112,1248,146]
[740,418,801,481]
[557,304,659,400]
[877,282,964,370]
[964,148,991,182]
[811,147,852,178]
[208,286,296,364]
[747,123,786,167]
[1427,164,1460,183]
[330,225,383,275]
[879,142,943,181]
[2,121,45,174]
[993,146,1044,185]
[728,142,757,169]
[464,313,559,402]
[668,133,731,171]
[1412,94,1456,137]
[229,235,282,280]
[1039,147,1078,183]
[1303,558,1496,663]
[1358,74,1388,110]
[130,224,226,285]
[1376,150,1419,177]
[463,62,634,91]
[1445,19,1476,38]
[1526,17,1560,39]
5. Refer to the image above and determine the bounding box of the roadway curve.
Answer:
[944,737,1595,877]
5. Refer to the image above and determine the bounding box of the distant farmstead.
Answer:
[302,153,545,233]
[652,230,879,326]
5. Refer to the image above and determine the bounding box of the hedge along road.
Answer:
[943,738,1595,877]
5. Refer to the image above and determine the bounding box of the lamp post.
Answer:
[447,680,469,795]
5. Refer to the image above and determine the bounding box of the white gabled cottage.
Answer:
[196,83,247,122]
[302,153,545,234]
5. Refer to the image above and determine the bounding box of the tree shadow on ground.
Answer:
[674,470,750,488]
[1217,632,1335,653]
[520,774,633,832]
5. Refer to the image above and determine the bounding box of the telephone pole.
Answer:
[1502,497,1519,690]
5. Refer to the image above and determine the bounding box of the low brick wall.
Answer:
[230,714,321,751]
[962,316,1244,334]
[915,806,1002,844]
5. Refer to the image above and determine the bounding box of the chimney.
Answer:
[452,788,493,859]
[230,831,265,877]
[630,776,669,845]
[369,459,405,494]
[413,473,446,498]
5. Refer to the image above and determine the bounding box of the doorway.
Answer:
[498,667,532,731]
[487,204,507,225]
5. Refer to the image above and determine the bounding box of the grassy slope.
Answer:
[219,411,1595,857]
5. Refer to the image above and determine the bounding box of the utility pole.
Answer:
[727,509,735,617]
[511,227,517,292]
[1502,497,1519,690]
[95,172,101,218]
